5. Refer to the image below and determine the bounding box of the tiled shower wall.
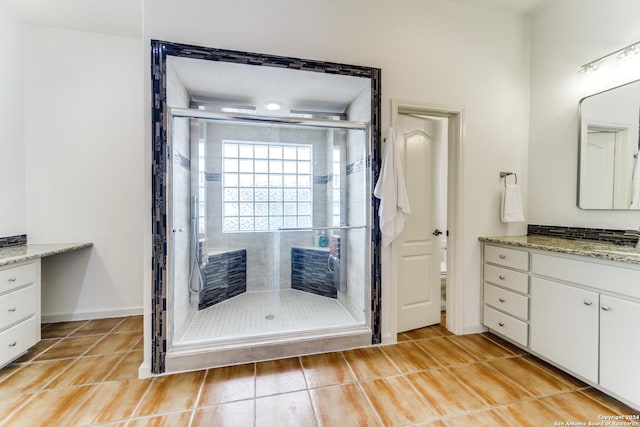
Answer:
[167,63,199,342]
[202,122,332,292]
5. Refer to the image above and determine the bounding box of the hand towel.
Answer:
[630,153,640,209]
[374,127,411,246]
[501,183,525,223]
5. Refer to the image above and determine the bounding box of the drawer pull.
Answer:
[499,255,506,259]
[498,321,505,327]
[8,341,17,347]
[499,275,506,280]
[7,307,16,312]
[583,300,593,306]
[601,305,611,312]
[498,297,506,303]
[8,277,17,283]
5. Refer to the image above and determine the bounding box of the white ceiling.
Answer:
[169,56,371,115]
[7,0,549,40]
[453,0,548,13]
[7,0,142,38]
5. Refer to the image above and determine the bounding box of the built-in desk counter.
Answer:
[0,243,93,267]
[0,242,92,367]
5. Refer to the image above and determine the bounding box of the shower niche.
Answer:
[151,40,381,373]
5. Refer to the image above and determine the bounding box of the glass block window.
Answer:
[222,141,312,232]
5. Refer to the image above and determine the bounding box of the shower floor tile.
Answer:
[179,289,360,343]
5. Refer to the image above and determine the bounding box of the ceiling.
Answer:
[454,0,548,13]
[7,0,549,40]
[169,57,371,115]
[6,0,142,38]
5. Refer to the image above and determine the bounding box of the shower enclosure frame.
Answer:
[150,39,382,374]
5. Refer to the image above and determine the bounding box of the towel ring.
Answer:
[499,172,517,188]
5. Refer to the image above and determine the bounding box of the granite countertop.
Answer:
[479,235,640,266]
[0,243,93,267]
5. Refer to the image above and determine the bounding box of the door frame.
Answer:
[384,100,465,341]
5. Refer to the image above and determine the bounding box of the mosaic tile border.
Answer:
[0,234,27,248]
[312,175,332,185]
[174,151,190,170]
[346,158,365,176]
[528,224,638,247]
[204,172,221,182]
[151,39,381,373]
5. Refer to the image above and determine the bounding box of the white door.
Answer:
[581,131,616,208]
[394,114,442,332]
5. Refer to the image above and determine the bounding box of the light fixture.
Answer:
[264,101,282,111]
[579,41,640,96]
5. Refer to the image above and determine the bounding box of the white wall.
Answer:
[0,4,26,237]
[23,25,144,320]
[142,0,531,359]
[528,0,640,228]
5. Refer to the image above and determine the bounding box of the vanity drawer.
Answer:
[0,285,37,330]
[484,305,528,347]
[484,264,529,294]
[0,316,39,367]
[485,245,529,271]
[0,263,36,294]
[484,283,528,320]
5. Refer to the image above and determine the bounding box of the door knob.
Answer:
[433,229,443,236]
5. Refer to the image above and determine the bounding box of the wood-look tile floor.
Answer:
[0,315,637,426]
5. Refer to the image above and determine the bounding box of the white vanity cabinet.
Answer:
[0,260,41,367]
[530,276,599,383]
[483,244,640,410]
[482,245,530,346]
[599,294,640,407]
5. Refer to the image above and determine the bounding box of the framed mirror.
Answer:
[578,79,640,210]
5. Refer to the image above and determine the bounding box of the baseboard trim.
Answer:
[41,307,143,323]
[138,361,152,379]
[463,322,488,335]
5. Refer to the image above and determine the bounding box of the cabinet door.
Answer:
[600,295,640,407]
[530,277,599,383]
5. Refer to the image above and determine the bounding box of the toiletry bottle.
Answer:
[319,231,328,247]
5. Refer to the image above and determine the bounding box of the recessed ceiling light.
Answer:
[264,101,282,111]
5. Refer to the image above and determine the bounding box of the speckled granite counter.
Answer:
[479,235,640,265]
[0,243,93,267]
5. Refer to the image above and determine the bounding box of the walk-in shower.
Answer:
[169,109,371,357]
[151,40,381,373]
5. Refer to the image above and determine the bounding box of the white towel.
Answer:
[374,128,411,246]
[501,183,525,223]
[630,153,640,209]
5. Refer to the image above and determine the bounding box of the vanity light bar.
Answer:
[579,41,640,96]
[579,41,640,74]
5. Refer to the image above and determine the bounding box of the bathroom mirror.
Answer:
[578,79,640,209]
